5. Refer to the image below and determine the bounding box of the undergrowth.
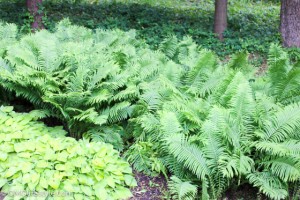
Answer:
[0,0,280,57]
[0,21,299,199]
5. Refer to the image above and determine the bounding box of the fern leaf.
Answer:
[247,171,288,200]
[168,176,198,200]
[262,103,300,142]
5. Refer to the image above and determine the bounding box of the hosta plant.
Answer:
[0,106,136,200]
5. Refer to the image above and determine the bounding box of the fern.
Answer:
[168,176,198,200]
[247,172,288,200]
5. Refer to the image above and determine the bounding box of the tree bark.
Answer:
[280,0,300,47]
[26,0,44,31]
[214,0,228,41]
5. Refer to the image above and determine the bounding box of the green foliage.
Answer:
[0,106,136,200]
[168,176,198,200]
[0,20,149,144]
[0,0,280,56]
[126,39,300,199]
[1,21,300,200]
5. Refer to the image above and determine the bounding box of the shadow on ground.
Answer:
[0,1,279,56]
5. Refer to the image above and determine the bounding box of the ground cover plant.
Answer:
[0,20,300,199]
[0,106,136,200]
[0,0,280,57]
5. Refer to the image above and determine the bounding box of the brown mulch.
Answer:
[130,171,168,200]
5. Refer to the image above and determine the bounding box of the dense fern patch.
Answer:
[0,21,300,199]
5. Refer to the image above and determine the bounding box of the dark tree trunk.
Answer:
[214,0,228,41]
[26,0,44,31]
[280,0,300,47]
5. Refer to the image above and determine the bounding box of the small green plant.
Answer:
[168,176,198,200]
[0,106,136,200]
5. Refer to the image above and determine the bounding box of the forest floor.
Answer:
[130,170,266,200]
[130,171,168,199]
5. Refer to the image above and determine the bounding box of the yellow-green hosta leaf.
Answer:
[0,143,14,152]
[49,139,67,151]
[35,143,47,153]
[56,151,69,162]
[112,187,132,199]
[10,132,23,139]
[4,118,14,126]
[14,141,35,152]
[18,152,31,158]
[14,143,26,153]
[7,184,25,199]
[21,162,34,173]
[0,106,13,113]
[124,175,137,187]
[0,151,8,161]
[44,148,56,160]
[71,156,87,168]
[59,170,73,177]
[80,185,93,196]
[74,193,86,200]
[48,178,61,189]
[67,144,83,158]
[92,158,105,168]
[4,167,19,178]
[94,170,105,181]
[106,176,116,188]
[62,180,80,193]
[0,134,5,142]
[36,160,50,169]
[94,182,108,200]
[80,164,92,173]
[77,174,95,186]
[95,146,109,158]
[22,172,40,190]
[55,164,67,171]
[0,178,7,188]
[39,177,49,189]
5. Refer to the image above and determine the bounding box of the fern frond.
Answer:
[263,157,300,182]
[254,140,300,157]
[185,50,217,95]
[160,111,182,136]
[159,35,178,59]
[165,134,209,180]
[262,103,300,142]
[247,171,288,200]
[168,176,198,200]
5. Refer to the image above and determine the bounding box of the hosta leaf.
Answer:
[80,185,93,196]
[124,175,137,187]
[0,178,7,188]
[0,151,8,161]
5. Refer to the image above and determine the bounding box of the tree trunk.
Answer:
[26,0,44,31]
[214,0,228,41]
[280,0,300,47]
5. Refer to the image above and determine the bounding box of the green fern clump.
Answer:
[0,19,170,145]
[127,40,300,200]
[0,106,136,200]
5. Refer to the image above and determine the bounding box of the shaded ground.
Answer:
[130,170,271,200]
[223,183,267,200]
[0,1,279,56]
[130,171,168,200]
